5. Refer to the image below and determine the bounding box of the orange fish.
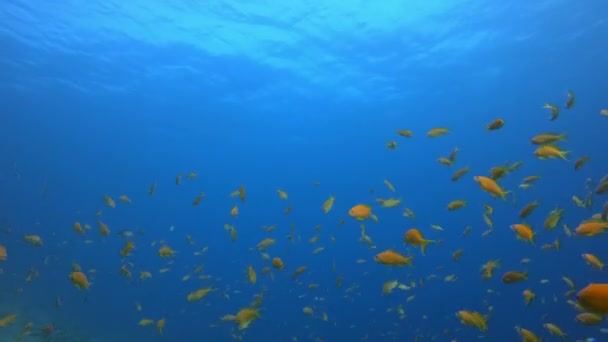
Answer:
[577,283,608,314]
[69,271,90,290]
[575,221,608,237]
[522,289,535,305]
[473,176,509,200]
[481,260,500,280]
[157,318,165,335]
[534,145,569,160]
[403,228,435,255]
[348,204,378,222]
[502,271,527,284]
[582,253,604,270]
[374,250,413,266]
[511,224,535,244]
[515,326,540,342]
[158,245,176,257]
[486,118,505,131]
[456,310,487,331]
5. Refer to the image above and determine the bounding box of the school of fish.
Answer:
[2,91,608,341]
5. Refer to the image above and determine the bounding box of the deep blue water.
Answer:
[1,1,608,341]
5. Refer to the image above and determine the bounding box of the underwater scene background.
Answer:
[1,1,608,341]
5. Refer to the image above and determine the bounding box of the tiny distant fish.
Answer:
[118,230,134,239]
[566,90,575,109]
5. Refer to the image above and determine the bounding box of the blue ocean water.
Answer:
[1,0,608,341]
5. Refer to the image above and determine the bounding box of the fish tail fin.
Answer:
[421,240,435,255]
[561,151,571,161]
[501,191,511,201]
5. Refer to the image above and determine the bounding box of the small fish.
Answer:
[544,322,567,337]
[396,129,413,137]
[403,229,435,255]
[486,118,505,130]
[118,230,134,239]
[384,179,396,192]
[474,176,509,200]
[452,249,463,261]
[451,166,470,181]
[322,195,335,214]
[575,156,590,170]
[511,224,535,244]
[530,132,566,145]
[582,253,604,270]
[193,192,205,206]
[543,103,560,120]
[448,147,459,163]
[119,195,132,204]
[502,271,528,284]
[148,182,157,195]
[349,204,378,222]
[247,266,256,285]
[544,208,565,230]
[534,145,569,160]
[519,200,540,219]
[522,175,541,184]
[489,165,509,180]
[376,198,401,208]
[403,208,416,220]
[522,289,535,305]
[447,200,467,211]
[572,195,586,208]
[103,195,116,208]
[508,161,524,172]
[566,90,575,109]
[438,157,453,166]
[374,250,413,266]
[426,127,449,138]
[277,189,288,200]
